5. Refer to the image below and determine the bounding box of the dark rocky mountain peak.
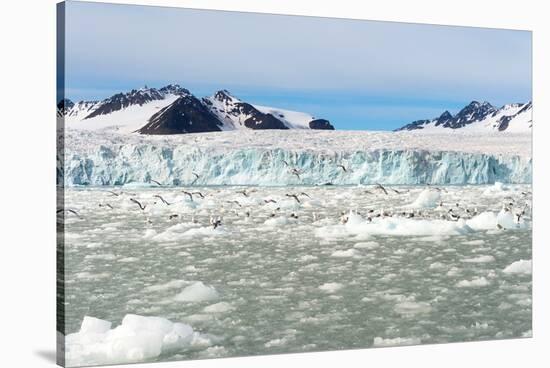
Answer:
[308,119,335,130]
[434,111,453,126]
[136,94,224,134]
[158,84,190,97]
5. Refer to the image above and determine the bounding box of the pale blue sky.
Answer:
[61,1,532,130]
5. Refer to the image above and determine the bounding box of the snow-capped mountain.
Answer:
[396,101,532,133]
[137,93,224,134]
[202,90,288,130]
[59,84,334,134]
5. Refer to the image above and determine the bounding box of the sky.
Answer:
[60,1,532,130]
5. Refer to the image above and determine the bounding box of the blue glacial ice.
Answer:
[61,145,532,186]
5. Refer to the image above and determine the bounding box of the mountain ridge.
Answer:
[59,84,334,134]
[395,100,532,133]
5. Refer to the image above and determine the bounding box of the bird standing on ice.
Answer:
[210,216,222,229]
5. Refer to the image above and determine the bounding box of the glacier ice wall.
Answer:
[61,144,532,186]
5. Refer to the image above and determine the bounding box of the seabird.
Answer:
[290,168,301,180]
[264,199,277,204]
[191,172,200,185]
[130,198,146,211]
[449,212,460,221]
[337,164,348,173]
[192,191,205,199]
[226,200,242,207]
[150,179,162,186]
[374,183,388,195]
[153,195,172,206]
[340,213,349,224]
[282,160,290,167]
[107,190,120,197]
[181,191,194,201]
[236,189,256,197]
[57,208,83,219]
[391,188,408,194]
[299,192,311,198]
[210,216,222,229]
[286,194,301,203]
[169,214,179,220]
[98,203,113,209]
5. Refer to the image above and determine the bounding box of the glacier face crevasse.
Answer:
[61,145,532,186]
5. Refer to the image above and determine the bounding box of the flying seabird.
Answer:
[192,191,205,199]
[264,199,277,204]
[374,183,388,195]
[300,192,311,198]
[191,172,200,185]
[337,164,348,173]
[57,208,83,219]
[226,200,242,207]
[236,189,256,197]
[286,194,301,203]
[181,191,194,201]
[290,168,301,180]
[391,188,408,194]
[169,214,179,220]
[130,198,146,211]
[98,203,113,209]
[153,194,172,206]
[150,179,162,186]
[107,190,120,197]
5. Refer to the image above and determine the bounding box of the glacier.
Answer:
[60,129,532,186]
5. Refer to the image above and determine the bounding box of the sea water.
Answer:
[60,184,532,366]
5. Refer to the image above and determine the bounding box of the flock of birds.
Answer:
[57,172,532,232]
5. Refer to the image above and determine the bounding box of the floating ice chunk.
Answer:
[497,209,527,229]
[456,277,490,288]
[429,262,446,270]
[143,280,187,293]
[175,282,219,302]
[264,338,290,348]
[263,216,290,227]
[465,212,498,230]
[373,336,421,347]
[482,181,508,196]
[408,189,441,209]
[84,253,117,261]
[318,282,343,293]
[462,239,485,246]
[66,314,196,366]
[198,346,228,358]
[345,211,364,226]
[324,216,473,237]
[331,249,359,258]
[299,254,318,262]
[354,241,380,249]
[462,255,495,263]
[182,226,226,237]
[80,316,112,334]
[394,301,432,316]
[503,259,532,275]
[203,302,234,314]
